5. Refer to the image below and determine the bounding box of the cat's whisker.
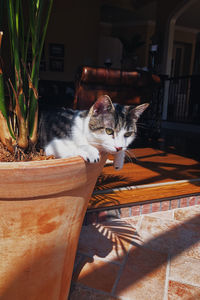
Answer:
[124,151,133,164]
[89,141,104,147]
[125,149,137,163]
[129,149,138,161]
[136,122,146,126]
[136,124,148,129]
[40,95,148,168]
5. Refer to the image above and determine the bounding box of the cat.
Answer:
[39,95,149,166]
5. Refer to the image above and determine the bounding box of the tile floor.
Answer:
[69,205,200,300]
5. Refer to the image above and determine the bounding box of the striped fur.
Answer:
[39,95,149,163]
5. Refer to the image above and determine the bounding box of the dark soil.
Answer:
[0,141,55,162]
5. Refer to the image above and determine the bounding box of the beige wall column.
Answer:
[162,18,176,120]
[155,0,198,120]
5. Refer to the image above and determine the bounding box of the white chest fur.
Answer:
[44,115,101,163]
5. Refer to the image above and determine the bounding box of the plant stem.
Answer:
[0,32,15,151]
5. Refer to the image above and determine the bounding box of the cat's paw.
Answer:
[78,145,100,163]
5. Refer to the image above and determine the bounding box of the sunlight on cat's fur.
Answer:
[39,95,149,170]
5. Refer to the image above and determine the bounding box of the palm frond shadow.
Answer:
[90,173,131,208]
[71,219,140,284]
[94,173,130,190]
[70,213,200,298]
[133,157,200,186]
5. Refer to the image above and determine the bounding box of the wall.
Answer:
[98,22,123,69]
[40,0,101,82]
[111,22,150,69]
[97,36,123,69]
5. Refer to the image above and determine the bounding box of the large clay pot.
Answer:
[0,155,106,300]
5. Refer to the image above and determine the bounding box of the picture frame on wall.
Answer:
[49,43,65,72]
[49,43,65,58]
[49,58,64,72]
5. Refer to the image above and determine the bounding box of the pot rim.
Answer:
[0,155,84,170]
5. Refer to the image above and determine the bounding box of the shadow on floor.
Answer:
[70,213,200,298]
[135,127,200,162]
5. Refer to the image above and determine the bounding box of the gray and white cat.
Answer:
[39,95,149,168]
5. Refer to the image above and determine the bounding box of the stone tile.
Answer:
[131,205,141,216]
[77,220,139,263]
[161,200,170,211]
[196,197,200,205]
[142,203,151,214]
[170,255,200,287]
[171,199,179,209]
[147,210,174,220]
[73,207,200,300]
[120,207,130,218]
[168,280,200,300]
[124,216,142,231]
[75,258,119,293]
[174,205,200,224]
[180,198,188,208]
[122,216,141,229]
[138,215,200,259]
[188,197,196,206]
[72,253,95,284]
[69,283,118,300]
[114,247,167,299]
[152,201,161,213]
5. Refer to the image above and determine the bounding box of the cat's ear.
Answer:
[130,103,149,121]
[90,95,114,116]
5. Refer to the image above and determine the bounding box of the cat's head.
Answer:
[87,95,149,154]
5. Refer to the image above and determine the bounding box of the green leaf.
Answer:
[0,73,15,139]
[29,0,53,138]
[3,0,54,146]
[0,73,7,118]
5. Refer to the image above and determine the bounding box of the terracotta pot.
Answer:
[0,154,107,300]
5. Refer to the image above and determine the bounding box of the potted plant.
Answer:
[0,2,107,299]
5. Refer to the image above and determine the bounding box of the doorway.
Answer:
[171,42,192,77]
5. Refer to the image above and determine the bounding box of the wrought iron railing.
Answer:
[165,75,200,124]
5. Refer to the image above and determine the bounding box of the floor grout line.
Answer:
[172,208,175,220]
[110,217,144,299]
[163,254,171,300]
[110,250,129,296]
[168,277,200,289]
[72,282,121,299]
[72,205,200,299]
[136,215,144,232]
[110,260,126,297]
[76,250,124,267]
[110,237,133,297]
[110,221,141,297]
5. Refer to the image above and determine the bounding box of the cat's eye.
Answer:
[124,131,133,137]
[105,128,114,135]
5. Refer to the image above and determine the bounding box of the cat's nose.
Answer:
[115,147,123,152]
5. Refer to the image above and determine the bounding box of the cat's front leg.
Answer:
[78,145,100,163]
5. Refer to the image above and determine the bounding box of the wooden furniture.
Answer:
[73,66,160,110]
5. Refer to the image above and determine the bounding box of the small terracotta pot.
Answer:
[0,154,107,300]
